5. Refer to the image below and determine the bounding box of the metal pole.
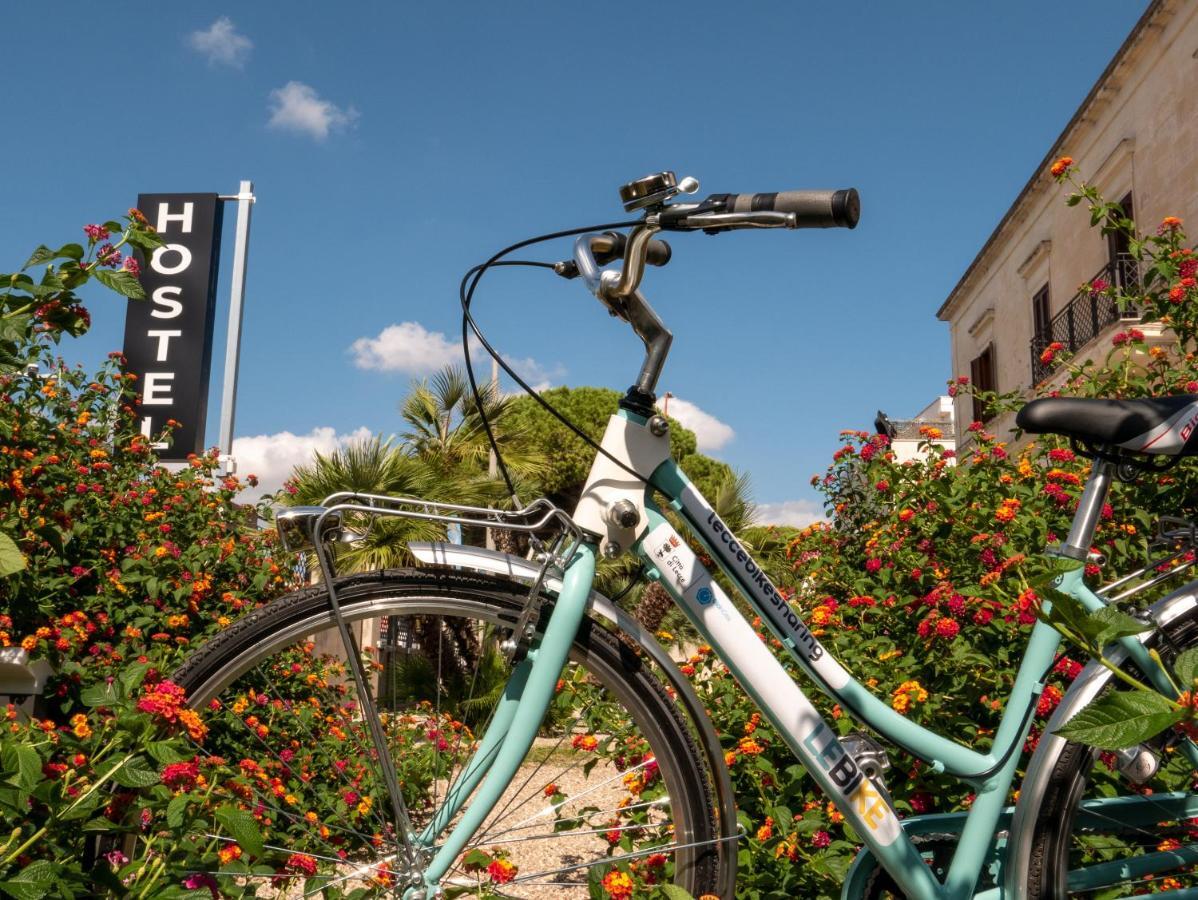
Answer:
[486,357,499,550]
[217,181,255,476]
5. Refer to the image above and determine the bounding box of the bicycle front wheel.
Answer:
[171,568,723,898]
[1019,599,1198,899]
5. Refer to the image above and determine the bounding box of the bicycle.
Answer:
[173,172,1198,898]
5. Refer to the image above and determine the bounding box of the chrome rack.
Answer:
[272,492,589,876]
[1097,515,1198,605]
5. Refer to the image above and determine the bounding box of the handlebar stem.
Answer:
[573,226,673,399]
[607,223,661,301]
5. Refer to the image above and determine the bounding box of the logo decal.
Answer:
[696,586,714,606]
[703,509,825,661]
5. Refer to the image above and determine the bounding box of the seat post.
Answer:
[1059,456,1115,560]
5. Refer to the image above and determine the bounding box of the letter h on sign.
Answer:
[121,194,224,460]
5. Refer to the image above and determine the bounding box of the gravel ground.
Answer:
[264,738,651,898]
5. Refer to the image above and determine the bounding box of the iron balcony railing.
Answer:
[1029,254,1140,384]
[887,418,953,441]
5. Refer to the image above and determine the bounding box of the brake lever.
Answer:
[678,211,798,231]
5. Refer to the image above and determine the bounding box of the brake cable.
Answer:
[459,220,663,517]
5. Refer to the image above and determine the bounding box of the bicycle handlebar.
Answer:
[703,189,860,229]
[590,231,672,267]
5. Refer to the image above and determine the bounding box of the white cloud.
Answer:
[232,426,371,500]
[350,321,464,373]
[657,396,735,452]
[189,17,253,68]
[267,81,358,140]
[502,354,566,393]
[752,499,825,529]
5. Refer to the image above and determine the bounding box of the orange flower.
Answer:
[218,843,243,864]
[601,869,634,899]
[1050,156,1074,177]
[1161,215,1183,231]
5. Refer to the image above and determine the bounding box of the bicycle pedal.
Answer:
[841,732,891,781]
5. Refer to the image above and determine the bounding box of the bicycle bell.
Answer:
[619,171,699,211]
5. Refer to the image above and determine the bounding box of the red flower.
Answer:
[83,224,110,241]
[286,853,318,877]
[935,618,960,640]
[811,830,831,848]
[161,760,200,791]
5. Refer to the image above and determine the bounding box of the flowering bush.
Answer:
[0,216,300,896]
[640,164,1198,897]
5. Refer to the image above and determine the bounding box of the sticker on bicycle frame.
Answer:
[804,722,900,845]
[645,521,900,846]
[677,484,850,688]
[647,524,732,622]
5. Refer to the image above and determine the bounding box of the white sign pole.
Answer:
[217,180,255,476]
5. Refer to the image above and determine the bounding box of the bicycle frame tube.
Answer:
[641,460,1071,900]
[418,544,597,890]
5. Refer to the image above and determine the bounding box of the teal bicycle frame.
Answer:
[411,408,1197,899]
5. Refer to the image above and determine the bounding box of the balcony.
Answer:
[1029,255,1140,384]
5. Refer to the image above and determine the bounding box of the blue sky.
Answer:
[4,1,1148,521]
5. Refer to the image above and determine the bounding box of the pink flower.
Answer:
[122,256,141,276]
[1089,277,1108,294]
[84,224,110,242]
[811,830,831,848]
[96,243,121,268]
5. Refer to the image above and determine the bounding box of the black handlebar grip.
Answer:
[712,188,860,229]
[591,232,673,266]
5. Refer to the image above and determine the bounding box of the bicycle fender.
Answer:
[408,540,740,899]
[1004,578,1198,899]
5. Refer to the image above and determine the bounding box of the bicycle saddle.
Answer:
[1016,395,1198,456]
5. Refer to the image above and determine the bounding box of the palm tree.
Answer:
[287,435,471,572]
[400,366,546,492]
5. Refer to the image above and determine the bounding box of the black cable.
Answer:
[609,564,646,605]
[456,260,557,503]
[458,220,662,511]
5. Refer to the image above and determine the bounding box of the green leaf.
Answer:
[110,755,160,788]
[80,681,119,708]
[0,860,56,900]
[119,660,150,694]
[0,532,26,577]
[55,244,84,262]
[1089,605,1153,647]
[1055,689,1184,750]
[461,848,491,869]
[145,739,187,766]
[125,229,164,252]
[167,792,190,828]
[659,886,695,900]
[3,744,41,792]
[92,268,145,300]
[21,246,57,270]
[1174,647,1198,691]
[215,804,264,857]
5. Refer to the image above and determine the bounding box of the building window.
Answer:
[970,343,997,424]
[1032,284,1051,344]
[1108,191,1136,289]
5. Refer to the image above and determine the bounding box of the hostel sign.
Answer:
[121,194,225,460]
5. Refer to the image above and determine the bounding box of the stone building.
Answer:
[936,0,1198,444]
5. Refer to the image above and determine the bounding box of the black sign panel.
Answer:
[121,194,224,460]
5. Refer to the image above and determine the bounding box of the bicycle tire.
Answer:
[171,567,724,898]
[1020,601,1198,899]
